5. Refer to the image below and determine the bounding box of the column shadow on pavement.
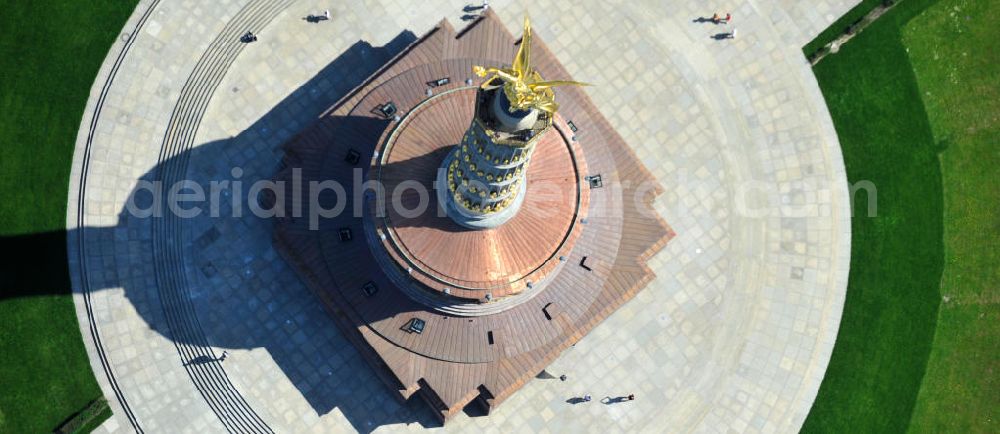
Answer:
[2,29,473,433]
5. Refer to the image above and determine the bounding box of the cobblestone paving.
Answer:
[68,0,858,432]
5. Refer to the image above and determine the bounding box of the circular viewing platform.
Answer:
[370,87,589,301]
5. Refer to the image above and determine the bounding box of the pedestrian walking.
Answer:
[583,394,592,402]
[627,393,635,401]
[218,351,228,361]
[724,13,732,24]
[323,9,330,20]
[559,374,568,381]
[730,28,738,39]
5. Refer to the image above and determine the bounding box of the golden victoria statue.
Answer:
[440,14,587,229]
[473,16,588,114]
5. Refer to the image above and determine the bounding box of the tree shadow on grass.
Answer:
[0,231,71,299]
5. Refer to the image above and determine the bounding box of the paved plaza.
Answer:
[67,0,857,432]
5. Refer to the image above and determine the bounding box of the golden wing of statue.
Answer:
[511,16,531,80]
[471,15,589,114]
[528,79,590,90]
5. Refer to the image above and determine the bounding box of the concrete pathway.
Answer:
[67,0,858,432]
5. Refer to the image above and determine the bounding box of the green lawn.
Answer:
[803,0,999,432]
[801,2,943,431]
[0,1,138,433]
[902,0,1000,431]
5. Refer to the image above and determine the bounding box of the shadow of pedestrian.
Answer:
[304,14,329,23]
[601,396,629,404]
[536,370,558,379]
[183,355,218,366]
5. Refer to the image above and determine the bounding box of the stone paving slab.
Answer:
[68,0,857,432]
